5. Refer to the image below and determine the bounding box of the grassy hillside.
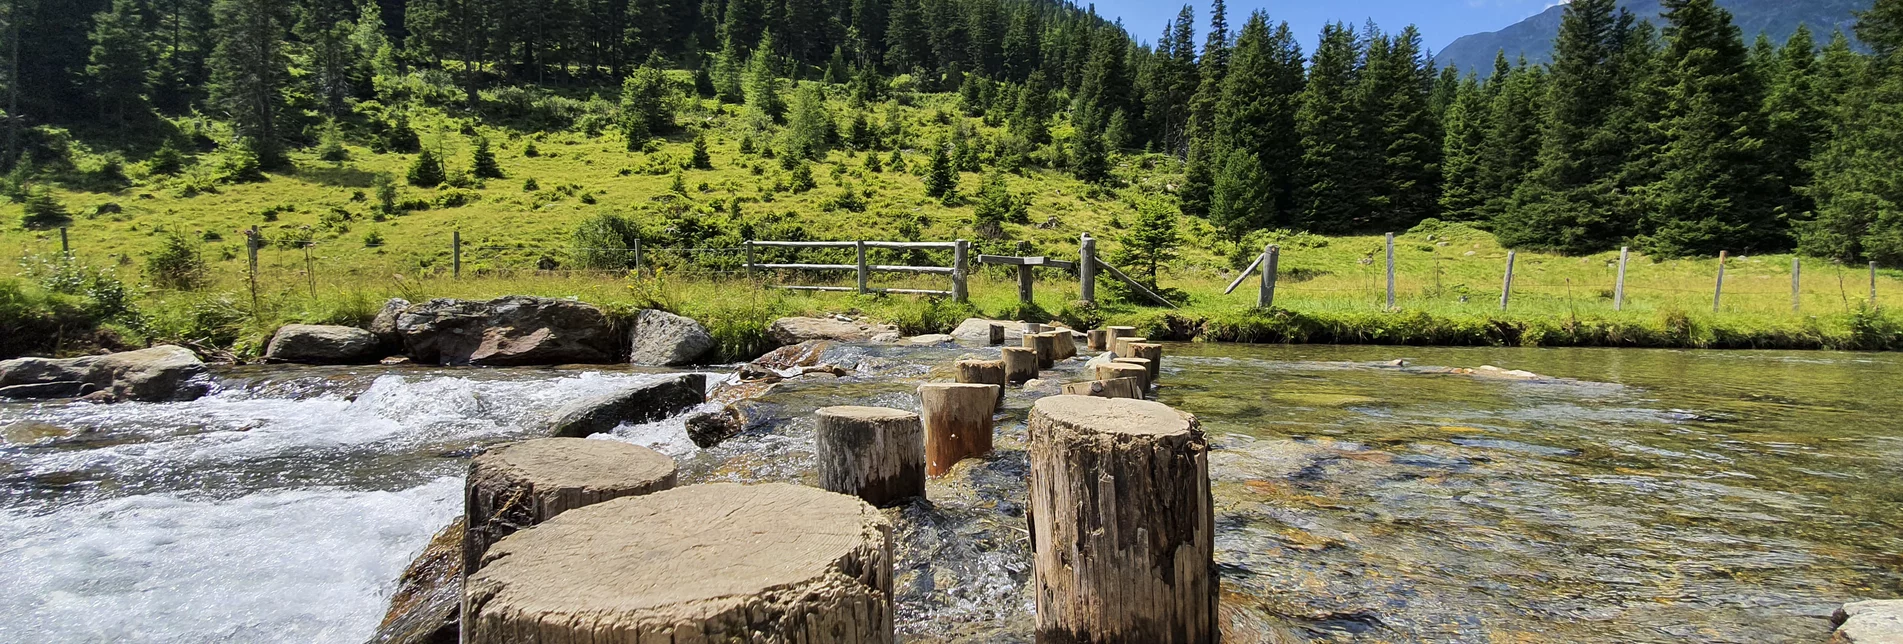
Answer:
[5,83,1903,359]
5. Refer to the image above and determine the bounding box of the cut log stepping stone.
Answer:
[462,437,677,574]
[463,482,895,644]
[1096,360,1149,392]
[956,359,1008,406]
[1026,396,1215,644]
[1128,342,1163,381]
[816,406,926,507]
[1087,329,1110,351]
[1112,336,1148,358]
[1060,377,1142,399]
[1002,347,1039,384]
[918,383,998,476]
[1022,333,1057,370]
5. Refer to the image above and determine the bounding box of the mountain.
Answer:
[1435,0,1870,76]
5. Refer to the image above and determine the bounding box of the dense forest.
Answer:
[7,0,1903,264]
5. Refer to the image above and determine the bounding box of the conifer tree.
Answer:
[1208,13,1304,231]
[408,148,445,187]
[1072,126,1110,184]
[690,132,713,169]
[208,0,291,167]
[1800,0,1903,264]
[87,0,152,128]
[973,168,1028,226]
[924,139,958,201]
[620,62,675,149]
[1439,75,1489,220]
[1359,25,1442,229]
[714,33,745,103]
[1762,25,1825,217]
[744,31,786,125]
[782,83,836,158]
[471,136,503,179]
[1208,146,1268,240]
[1123,196,1180,288]
[1297,22,1368,232]
[1478,59,1544,220]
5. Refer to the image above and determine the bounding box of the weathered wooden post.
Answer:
[462,482,894,644]
[857,240,871,295]
[631,238,643,275]
[1026,396,1214,644]
[1087,329,1109,351]
[956,359,1007,406]
[303,242,316,298]
[1500,251,1516,311]
[1018,240,1035,306]
[816,406,925,507]
[1080,233,1097,305]
[1713,250,1728,313]
[1024,332,1057,369]
[953,239,970,303]
[1128,342,1162,382]
[1615,246,1629,311]
[463,438,678,575]
[1002,347,1039,384]
[59,227,68,256]
[1113,335,1148,358]
[1385,232,1396,309]
[919,383,999,476]
[1094,361,1149,392]
[452,230,462,278]
[1872,261,1880,310]
[1260,244,1279,309]
[988,323,1005,346]
[1792,257,1801,313]
[1046,330,1076,360]
[245,226,261,310]
[1061,377,1142,399]
[745,239,756,278]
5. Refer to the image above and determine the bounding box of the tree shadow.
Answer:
[297,165,381,188]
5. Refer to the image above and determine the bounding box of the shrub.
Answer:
[407,149,445,187]
[470,136,503,178]
[145,229,209,290]
[572,212,644,270]
[373,173,399,214]
[363,229,385,247]
[20,186,70,229]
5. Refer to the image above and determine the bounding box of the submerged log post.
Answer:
[1087,329,1109,352]
[1113,336,1148,358]
[1023,332,1057,370]
[816,406,925,507]
[1002,347,1040,384]
[988,323,1005,346]
[956,359,1008,407]
[919,383,999,476]
[1128,342,1162,382]
[1093,361,1149,392]
[1026,396,1214,644]
[463,482,894,644]
[1060,377,1142,399]
[463,438,678,575]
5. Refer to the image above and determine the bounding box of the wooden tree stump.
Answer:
[1023,333,1057,369]
[1024,322,1047,335]
[1060,377,1142,399]
[1048,330,1077,360]
[463,482,894,644]
[919,383,998,476]
[1002,347,1040,384]
[988,323,1006,346]
[1128,342,1163,381]
[816,406,925,507]
[1093,361,1149,392]
[463,437,678,574]
[1026,396,1214,644]
[956,359,1008,406]
[1107,326,1137,345]
[1087,329,1110,351]
[1113,336,1149,358]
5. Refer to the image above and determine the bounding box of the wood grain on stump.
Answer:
[463,437,677,574]
[816,406,925,507]
[1093,362,1149,392]
[1106,326,1136,344]
[919,383,998,476]
[1115,358,1154,390]
[1048,330,1077,360]
[1002,347,1040,384]
[1128,343,1163,382]
[1023,333,1057,370]
[956,359,1008,407]
[463,482,895,644]
[1026,396,1215,644]
[1112,336,1148,358]
[1060,377,1142,399]
[1087,329,1109,352]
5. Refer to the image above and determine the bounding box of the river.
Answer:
[1,344,1897,642]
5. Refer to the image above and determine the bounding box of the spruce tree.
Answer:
[924,140,958,201]
[471,136,503,179]
[1296,22,1368,233]
[1800,0,1903,264]
[208,0,290,168]
[743,32,786,125]
[1762,25,1825,217]
[86,0,153,128]
[713,34,745,103]
[1209,13,1304,231]
[690,132,713,169]
[1359,25,1442,230]
[781,83,835,159]
[1072,126,1110,185]
[1123,196,1181,288]
[1439,74,1489,220]
[621,63,674,149]
[408,148,445,187]
[1208,146,1268,240]
[973,168,1027,227]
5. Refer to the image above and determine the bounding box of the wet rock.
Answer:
[0,381,95,399]
[395,296,617,366]
[627,309,714,366]
[1834,600,1903,643]
[265,324,383,364]
[369,298,410,352]
[751,340,831,370]
[0,355,98,386]
[906,334,956,347]
[685,405,746,448]
[1021,378,1064,395]
[545,374,706,438]
[765,316,891,346]
[369,516,463,644]
[949,318,1020,344]
[380,355,413,366]
[87,346,210,402]
[871,332,902,344]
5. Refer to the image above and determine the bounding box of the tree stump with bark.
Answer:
[463,437,677,574]
[1113,336,1148,358]
[1093,361,1150,392]
[957,359,1008,406]
[816,406,925,507]
[1060,377,1142,399]
[988,323,1006,346]
[1002,347,1040,384]
[918,383,998,476]
[1047,330,1077,360]
[1023,333,1057,370]
[1128,342,1163,382]
[463,482,895,644]
[1026,396,1214,644]
[1087,329,1110,351]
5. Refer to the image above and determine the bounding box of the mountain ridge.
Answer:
[1435,0,1869,75]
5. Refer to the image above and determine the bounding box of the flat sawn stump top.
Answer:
[1032,396,1193,437]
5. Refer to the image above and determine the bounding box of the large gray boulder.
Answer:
[265,324,384,364]
[0,381,95,399]
[1834,600,1903,643]
[369,298,411,352]
[395,296,617,366]
[370,517,463,644]
[544,374,707,438]
[0,355,97,387]
[627,310,714,366]
[0,346,207,402]
[765,317,892,347]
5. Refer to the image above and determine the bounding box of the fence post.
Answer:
[303,242,316,299]
[1713,251,1728,313]
[1872,261,1880,310]
[632,238,642,276]
[952,239,969,303]
[1500,251,1516,311]
[59,227,68,256]
[1385,232,1396,310]
[1259,244,1279,309]
[1792,257,1801,313]
[1017,240,1034,306]
[1079,233,1096,305]
[245,226,261,311]
[745,240,756,279]
[856,240,869,295]
[1615,246,1629,311]
[452,230,462,278]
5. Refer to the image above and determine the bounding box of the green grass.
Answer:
[6,84,1903,358]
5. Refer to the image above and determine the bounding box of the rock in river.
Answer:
[0,346,209,402]
[766,316,893,346]
[627,309,714,366]
[1834,599,1903,643]
[264,324,384,364]
[394,296,617,366]
[544,374,706,438]
[369,517,463,644]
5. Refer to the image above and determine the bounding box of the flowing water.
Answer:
[0,344,1898,643]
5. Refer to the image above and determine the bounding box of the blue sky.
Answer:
[1089,0,1565,55]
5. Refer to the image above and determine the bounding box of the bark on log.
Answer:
[988,323,1006,346]
[1048,331,1077,360]
[463,437,677,574]
[956,359,1008,407]
[1093,362,1149,392]
[1023,333,1057,370]
[815,406,925,507]
[1002,347,1040,384]
[1026,396,1214,644]
[1113,336,1148,358]
[1060,377,1142,399]
[1128,342,1162,382]
[463,482,895,644]
[918,383,998,476]
[1087,329,1110,352]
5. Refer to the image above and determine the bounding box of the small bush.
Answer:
[145,229,209,290]
[20,186,70,229]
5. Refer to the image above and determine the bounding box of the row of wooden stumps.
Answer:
[453,323,1213,643]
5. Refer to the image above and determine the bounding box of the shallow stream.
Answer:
[1,344,1897,642]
